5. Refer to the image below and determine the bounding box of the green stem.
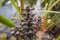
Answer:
[0,15,16,28]
[10,0,23,19]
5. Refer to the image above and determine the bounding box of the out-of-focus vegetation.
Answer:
[0,15,16,28]
[0,0,16,28]
[10,0,23,19]
[41,0,60,28]
[56,36,60,40]
[0,0,60,40]
[0,34,7,40]
[25,0,37,7]
[41,0,60,39]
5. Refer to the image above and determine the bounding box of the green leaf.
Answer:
[10,0,23,19]
[0,0,2,8]
[56,36,60,40]
[47,14,59,26]
[0,15,16,28]
[0,34,7,40]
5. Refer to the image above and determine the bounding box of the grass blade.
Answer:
[0,15,16,28]
[10,0,23,19]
